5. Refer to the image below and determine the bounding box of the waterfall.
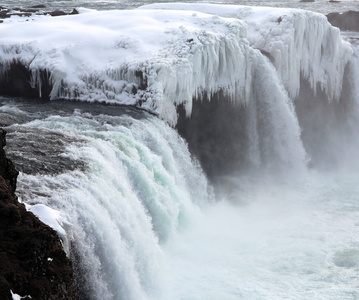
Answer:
[2,3,359,300]
[7,109,211,299]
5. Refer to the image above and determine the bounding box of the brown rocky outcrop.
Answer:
[0,128,78,299]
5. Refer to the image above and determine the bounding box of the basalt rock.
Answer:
[0,129,18,194]
[327,11,359,32]
[0,62,52,99]
[0,129,78,299]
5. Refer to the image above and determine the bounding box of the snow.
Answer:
[0,4,353,124]
[24,203,71,255]
[11,291,21,300]
[0,9,251,124]
[10,290,31,300]
[141,3,353,101]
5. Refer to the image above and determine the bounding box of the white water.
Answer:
[160,173,359,299]
[2,3,359,300]
[3,93,359,300]
[5,107,210,299]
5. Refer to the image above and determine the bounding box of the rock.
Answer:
[327,11,359,31]
[46,10,67,17]
[0,129,78,299]
[0,129,17,194]
[0,6,78,21]
[0,62,52,99]
[70,8,79,15]
[30,5,47,9]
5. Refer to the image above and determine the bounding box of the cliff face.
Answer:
[0,128,78,299]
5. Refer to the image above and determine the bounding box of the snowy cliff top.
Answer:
[0,4,353,124]
[0,7,248,123]
[141,3,353,100]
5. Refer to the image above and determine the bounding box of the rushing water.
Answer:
[2,96,359,299]
[2,1,359,300]
[0,97,212,299]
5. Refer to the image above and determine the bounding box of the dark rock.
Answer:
[47,10,67,17]
[0,62,52,99]
[0,10,10,19]
[176,90,250,180]
[327,10,359,31]
[0,129,78,299]
[70,8,79,15]
[30,5,47,9]
[0,6,79,21]
[0,129,18,194]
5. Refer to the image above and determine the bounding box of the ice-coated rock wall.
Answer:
[142,3,353,101]
[0,5,353,125]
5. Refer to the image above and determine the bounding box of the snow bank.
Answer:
[0,9,254,124]
[141,3,353,101]
[0,4,353,124]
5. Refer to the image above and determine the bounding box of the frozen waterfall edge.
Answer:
[0,6,357,173]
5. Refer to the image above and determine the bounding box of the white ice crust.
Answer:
[141,3,353,100]
[0,4,353,124]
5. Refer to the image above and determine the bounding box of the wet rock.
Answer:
[0,129,18,194]
[0,129,78,299]
[0,62,52,99]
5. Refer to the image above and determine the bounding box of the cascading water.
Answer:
[0,101,211,299]
[2,2,359,300]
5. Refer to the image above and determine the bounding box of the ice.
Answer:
[0,4,354,125]
[141,3,353,101]
[0,9,249,124]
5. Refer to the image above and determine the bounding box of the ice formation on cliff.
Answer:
[0,4,353,125]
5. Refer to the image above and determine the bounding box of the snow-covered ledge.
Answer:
[0,8,255,125]
[0,4,353,125]
[140,3,353,101]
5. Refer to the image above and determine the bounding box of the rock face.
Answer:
[0,62,52,100]
[176,91,250,180]
[0,128,78,299]
[327,11,359,31]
